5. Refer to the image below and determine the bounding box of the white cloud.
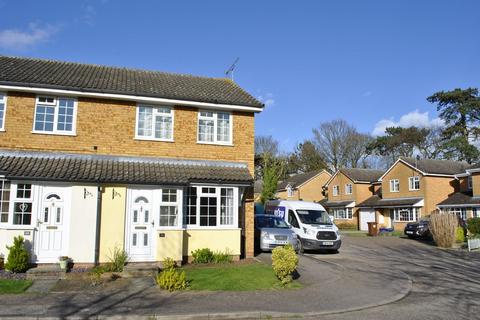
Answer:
[0,23,58,51]
[372,110,444,136]
[81,5,97,26]
[257,92,275,108]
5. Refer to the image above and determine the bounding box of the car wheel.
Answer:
[297,240,304,255]
[407,235,415,239]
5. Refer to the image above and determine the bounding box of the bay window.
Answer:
[33,96,76,134]
[136,105,173,141]
[159,188,179,227]
[184,186,237,227]
[447,207,467,221]
[392,207,418,222]
[331,207,353,220]
[198,111,232,144]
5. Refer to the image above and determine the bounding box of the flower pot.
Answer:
[59,260,68,270]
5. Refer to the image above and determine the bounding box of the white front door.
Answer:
[127,190,154,261]
[359,209,376,231]
[37,187,69,262]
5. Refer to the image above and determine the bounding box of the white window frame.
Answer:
[331,207,353,220]
[0,93,6,131]
[184,185,238,229]
[8,182,36,228]
[135,105,174,142]
[0,179,11,224]
[345,183,353,195]
[332,185,339,196]
[408,176,420,191]
[390,179,400,192]
[448,207,467,221]
[197,110,233,145]
[287,185,294,197]
[157,188,182,229]
[392,207,418,222]
[32,96,77,136]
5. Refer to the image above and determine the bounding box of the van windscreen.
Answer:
[296,210,331,225]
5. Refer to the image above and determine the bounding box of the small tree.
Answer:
[260,155,285,205]
[5,236,30,273]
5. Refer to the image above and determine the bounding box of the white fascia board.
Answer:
[467,168,480,173]
[346,201,356,208]
[0,84,264,113]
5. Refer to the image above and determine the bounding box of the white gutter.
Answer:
[0,84,264,113]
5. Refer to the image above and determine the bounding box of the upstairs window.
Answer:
[332,185,339,196]
[136,105,173,141]
[0,93,6,130]
[345,184,353,195]
[389,179,400,192]
[287,185,294,197]
[408,176,420,191]
[34,96,76,134]
[198,111,232,144]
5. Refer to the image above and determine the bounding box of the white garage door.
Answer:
[359,209,376,231]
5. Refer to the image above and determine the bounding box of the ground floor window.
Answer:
[0,179,10,223]
[13,184,33,225]
[159,188,179,227]
[184,186,238,227]
[447,207,467,221]
[392,207,419,222]
[474,208,479,218]
[331,207,353,220]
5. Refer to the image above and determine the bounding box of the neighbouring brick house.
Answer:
[276,170,331,202]
[437,163,480,220]
[0,56,263,266]
[357,157,470,231]
[322,168,384,230]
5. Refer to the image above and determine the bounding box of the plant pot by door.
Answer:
[59,260,68,270]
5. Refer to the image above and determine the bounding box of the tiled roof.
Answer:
[322,200,355,208]
[0,56,263,108]
[277,170,326,191]
[340,168,384,183]
[0,150,252,185]
[357,195,423,208]
[400,157,469,175]
[437,192,480,207]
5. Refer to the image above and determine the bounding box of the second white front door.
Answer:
[127,190,154,261]
[359,209,376,231]
[37,186,69,262]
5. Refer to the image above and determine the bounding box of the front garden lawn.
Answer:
[0,279,32,294]
[186,262,301,291]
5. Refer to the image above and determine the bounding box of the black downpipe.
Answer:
[94,186,102,266]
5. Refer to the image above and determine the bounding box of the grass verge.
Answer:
[0,279,32,294]
[186,263,301,291]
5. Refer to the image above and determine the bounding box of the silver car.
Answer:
[255,214,299,252]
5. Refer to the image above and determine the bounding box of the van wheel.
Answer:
[298,240,305,255]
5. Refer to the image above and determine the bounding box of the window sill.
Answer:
[135,136,174,143]
[184,226,241,230]
[409,189,420,191]
[0,225,35,230]
[0,128,5,132]
[156,227,185,231]
[390,190,400,193]
[31,131,77,137]
[196,141,234,147]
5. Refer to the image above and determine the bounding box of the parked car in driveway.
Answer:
[404,218,431,239]
[255,214,299,252]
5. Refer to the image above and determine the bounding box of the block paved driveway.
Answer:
[306,235,480,320]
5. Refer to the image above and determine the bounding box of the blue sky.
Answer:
[0,1,479,152]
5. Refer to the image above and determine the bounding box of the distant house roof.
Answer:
[0,56,263,109]
[321,200,355,209]
[324,168,385,187]
[0,149,253,185]
[357,195,424,208]
[277,170,330,191]
[437,192,480,207]
[400,157,469,176]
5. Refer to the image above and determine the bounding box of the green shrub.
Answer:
[192,248,214,264]
[162,257,177,270]
[156,258,187,291]
[89,265,106,286]
[271,245,298,285]
[5,236,30,273]
[467,217,480,236]
[429,213,458,248]
[456,227,465,243]
[105,247,129,272]
[212,250,233,264]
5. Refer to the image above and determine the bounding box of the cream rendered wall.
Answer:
[0,229,35,260]
[156,230,184,262]
[68,186,98,263]
[183,229,241,256]
[99,185,127,263]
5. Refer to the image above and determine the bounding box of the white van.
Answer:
[265,200,341,253]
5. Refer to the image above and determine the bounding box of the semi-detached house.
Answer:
[0,56,263,266]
